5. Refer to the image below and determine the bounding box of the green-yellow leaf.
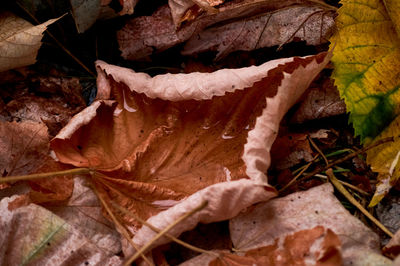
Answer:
[330,0,400,206]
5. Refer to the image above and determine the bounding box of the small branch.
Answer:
[326,169,393,238]
[298,137,394,183]
[308,136,329,165]
[0,168,91,183]
[124,201,209,266]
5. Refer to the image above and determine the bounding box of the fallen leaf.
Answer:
[290,78,346,124]
[46,176,122,255]
[270,131,314,170]
[182,5,335,60]
[51,53,330,245]
[0,12,59,72]
[118,1,334,60]
[0,195,122,265]
[229,183,389,265]
[207,226,341,266]
[383,228,400,259]
[330,0,400,205]
[0,121,49,182]
[70,0,102,33]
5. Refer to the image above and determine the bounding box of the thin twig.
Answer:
[279,154,319,192]
[326,169,393,238]
[0,168,91,183]
[124,201,209,266]
[298,137,394,183]
[314,174,369,196]
[308,136,329,165]
[91,184,154,266]
[112,202,218,257]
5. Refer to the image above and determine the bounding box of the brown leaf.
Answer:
[270,131,314,170]
[0,121,49,183]
[208,226,341,266]
[229,183,384,265]
[51,53,330,254]
[0,196,122,265]
[0,12,59,72]
[290,78,346,124]
[118,1,333,60]
[182,5,335,60]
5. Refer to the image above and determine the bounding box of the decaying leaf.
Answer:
[70,0,101,33]
[330,0,400,206]
[0,12,59,72]
[182,5,335,60]
[0,121,49,181]
[0,195,122,265]
[46,177,122,255]
[51,51,330,256]
[207,226,341,266]
[383,228,400,259]
[290,78,346,123]
[118,1,335,60]
[229,183,390,265]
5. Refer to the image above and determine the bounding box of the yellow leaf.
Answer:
[0,12,59,72]
[330,0,400,205]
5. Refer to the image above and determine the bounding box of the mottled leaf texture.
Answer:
[118,1,334,60]
[51,52,330,256]
[183,5,335,60]
[330,0,400,206]
[0,12,58,72]
[0,196,122,265]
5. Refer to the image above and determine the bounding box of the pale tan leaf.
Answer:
[0,12,59,72]
[0,195,122,265]
[230,183,389,265]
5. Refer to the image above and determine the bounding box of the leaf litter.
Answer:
[1,0,400,264]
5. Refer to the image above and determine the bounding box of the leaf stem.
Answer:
[0,168,91,183]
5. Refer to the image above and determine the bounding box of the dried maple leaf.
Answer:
[0,195,122,265]
[0,12,59,72]
[118,1,334,60]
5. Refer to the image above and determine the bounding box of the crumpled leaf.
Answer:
[51,52,330,253]
[383,228,400,259]
[330,0,400,206]
[207,226,341,266]
[182,5,335,60]
[0,195,122,265]
[0,12,59,72]
[118,1,334,60]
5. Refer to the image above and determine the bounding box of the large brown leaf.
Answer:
[51,53,330,254]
